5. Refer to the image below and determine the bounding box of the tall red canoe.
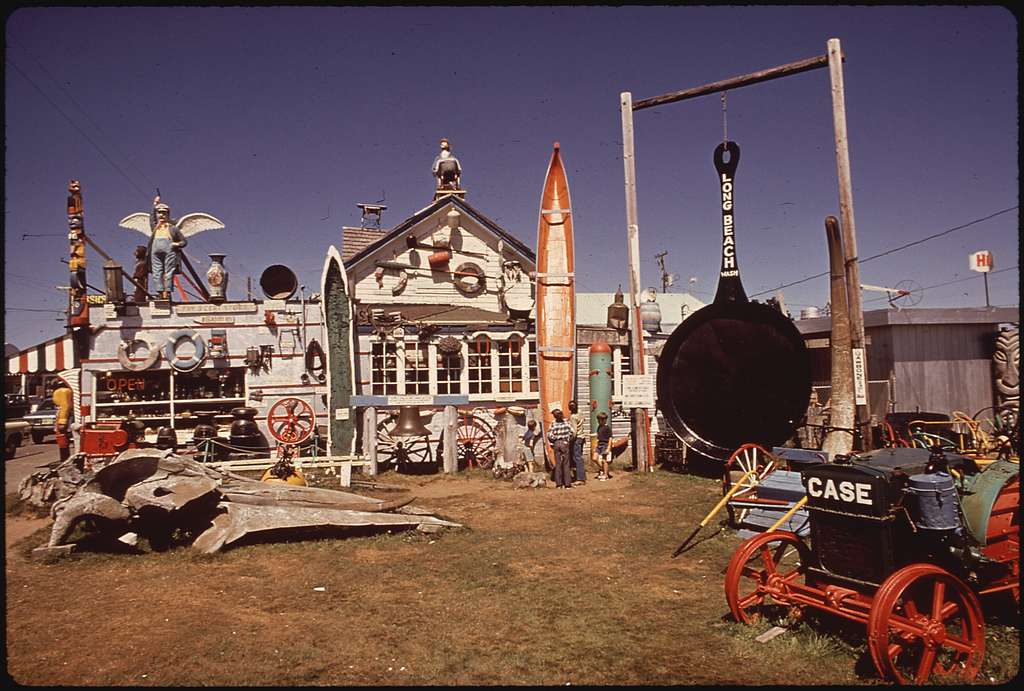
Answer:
[535,143,576,461]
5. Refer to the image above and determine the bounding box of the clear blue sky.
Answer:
[5,6,1019,348]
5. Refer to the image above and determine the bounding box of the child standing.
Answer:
[594,412,613,480]
[521,419,540,473]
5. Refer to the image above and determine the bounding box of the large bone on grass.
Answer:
[48,492,131,547]
[191,502,462,553]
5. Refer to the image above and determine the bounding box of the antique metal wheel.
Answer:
[376,412,432,471]
[867,563,985,685]
[266,397,316,444]
[456,413,496,469]
[724,531,810,625]
[722,443,779,525]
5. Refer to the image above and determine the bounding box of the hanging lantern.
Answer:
[607,284,629,330]
[103,259,125,304]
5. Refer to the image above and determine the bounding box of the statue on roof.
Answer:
[432,138,462,192]
[118,195,224,301]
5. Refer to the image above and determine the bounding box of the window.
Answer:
[467,336,492,395]
[527,338,539,392]
[371,341,398,395]
[437,350,462,395]
[404,342,430,395]
[612,345,632,401]
[497,335,525,393]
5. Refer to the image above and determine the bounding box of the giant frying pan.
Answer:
[656,141,811,460]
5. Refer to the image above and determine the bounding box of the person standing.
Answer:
[568,400,587,485]
[52,380,74,462]
[521,418,540,473]
[547,404,573,489]
[594,412,614,480]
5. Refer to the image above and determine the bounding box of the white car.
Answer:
[5,419,31,459]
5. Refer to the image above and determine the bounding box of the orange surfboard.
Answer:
[535,143,576,463]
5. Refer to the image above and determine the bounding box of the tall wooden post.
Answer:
[363,406,378,475]
[822,216,855,457]
[443,405,457,474]
[828,38,872,450]
[620,91,651,472]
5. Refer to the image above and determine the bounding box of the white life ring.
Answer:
[163,329,207,372]
[117,338,161,371]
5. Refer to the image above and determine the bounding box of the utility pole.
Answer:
[655,251,671,293]
[620,91,652,473]
[828,38,872,450]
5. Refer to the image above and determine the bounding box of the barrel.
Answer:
[907,472,960,531]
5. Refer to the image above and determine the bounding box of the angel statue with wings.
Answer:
[118,195,225,300]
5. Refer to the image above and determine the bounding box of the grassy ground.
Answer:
[4,462,1018,686]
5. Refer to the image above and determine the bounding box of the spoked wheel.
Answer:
[456,413,496,469]
[376,412,432,472]
[724,531,810,625]
[867,563,985,685]
[722,443,778,526]
[266,397,316,444]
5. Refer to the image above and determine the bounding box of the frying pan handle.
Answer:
[714,141,740,178]
[713,140,747,303]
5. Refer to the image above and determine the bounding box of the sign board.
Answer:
[620,374,656,409]
[852,347,867,406]
[969,250,993,273]
[194,315,236,325]
[334,408,350,421]
[176,302,259,315]
[103,303,118,321]
[388,394,434,406]
[262,299,287,312]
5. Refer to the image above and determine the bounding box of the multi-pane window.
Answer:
[404,342,430,395]
[467,336,492,395]
[612,345,632,401]
[371,341,398,395]
[437,351,462,395]
[528,339,539,392]
[497,335,525,393]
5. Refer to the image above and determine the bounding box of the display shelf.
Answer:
[174,397,246,404]
[94,400,172,407]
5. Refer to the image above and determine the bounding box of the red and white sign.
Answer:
[970,250,993,273]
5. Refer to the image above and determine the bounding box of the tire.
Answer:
[6,434,21,459]
[31,430,46,444]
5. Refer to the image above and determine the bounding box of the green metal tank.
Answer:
[589,340,613,434]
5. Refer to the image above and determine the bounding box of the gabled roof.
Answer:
[344,194,535,269]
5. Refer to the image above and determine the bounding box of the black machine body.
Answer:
[800,447,988,592]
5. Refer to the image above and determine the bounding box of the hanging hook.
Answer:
[721,92,729,148]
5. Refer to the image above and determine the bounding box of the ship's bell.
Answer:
[392,405,431,437]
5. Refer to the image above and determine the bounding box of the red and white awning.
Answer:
[5,334,78,374]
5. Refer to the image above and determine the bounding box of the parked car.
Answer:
[5,419,30,459]
[24,402,59,444]
[5,393,30,420]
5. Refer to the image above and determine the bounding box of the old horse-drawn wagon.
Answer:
[724,446,1018,684]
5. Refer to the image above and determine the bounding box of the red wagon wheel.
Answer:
[722,443,779,525]
[724,531,810,625]
[267,397,315,444]
[456,413,496,469]
[867,563,986,685]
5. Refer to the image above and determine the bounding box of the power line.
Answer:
[749,206,1019,297]
[6,56,152,201]
[862,265,1018,304]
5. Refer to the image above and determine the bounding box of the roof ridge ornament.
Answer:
[432,138,466,201]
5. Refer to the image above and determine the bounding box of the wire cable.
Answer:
[749,206,1019,298]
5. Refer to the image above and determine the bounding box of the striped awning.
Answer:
[5,334,78,374]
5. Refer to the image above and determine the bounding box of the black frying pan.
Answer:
[656,141,811,460]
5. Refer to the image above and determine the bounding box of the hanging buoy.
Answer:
[454,262,485,296]
[163,329,207,372]
[118,338,161,371]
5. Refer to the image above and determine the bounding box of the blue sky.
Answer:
[5,6,1019,348]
